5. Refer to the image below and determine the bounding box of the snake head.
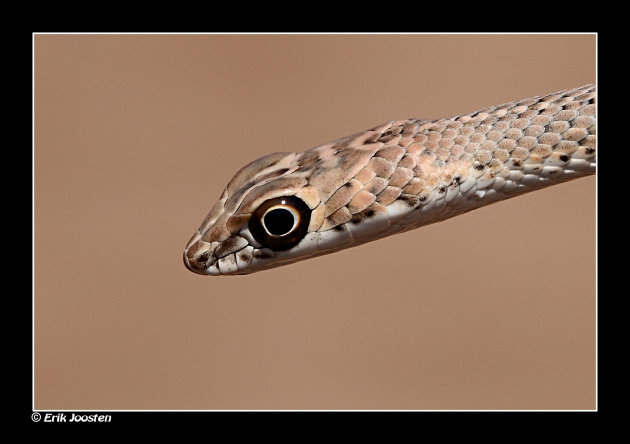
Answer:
[184,85,597,276]
[183,126,405,275]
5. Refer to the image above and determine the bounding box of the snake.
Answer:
[184,84,596,276]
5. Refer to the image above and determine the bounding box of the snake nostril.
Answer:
[197,251,212,262]
[198,251,213,264]
[183,246,214,274]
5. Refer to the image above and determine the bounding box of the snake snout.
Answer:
[183,249,206,274]
[183,233,220,275]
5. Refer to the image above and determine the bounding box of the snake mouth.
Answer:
[183,249,224,276]
[183,247,257,276]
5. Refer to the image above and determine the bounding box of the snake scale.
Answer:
[184,84,596,276]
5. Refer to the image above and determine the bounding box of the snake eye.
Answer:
[249,196,311,250]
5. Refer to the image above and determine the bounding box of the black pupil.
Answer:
[264,208,295,236]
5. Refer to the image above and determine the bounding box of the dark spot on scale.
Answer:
[332,225,344,232]
[438,186,447,193]
[512,160,522,167]
[344,182,353,188]
[198,251,212,263]
[548,169,558,174]
[452,176,461,186]
[276,168,289,175]
[378,134,396,143]
[474,164,485,171]
[297,152,320,168]
[585,148,595,155]
[559,154,570,162]
[253,250,273,259]
[237,252,249,262]
[400,194,420,207]
[588,98,595,104]
[351,207,376,224]
[351,213,365,224]
[377,127,401,142]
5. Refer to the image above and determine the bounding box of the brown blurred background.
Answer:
[34,34,596,410]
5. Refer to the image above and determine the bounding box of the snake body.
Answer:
[184,85,596,276]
